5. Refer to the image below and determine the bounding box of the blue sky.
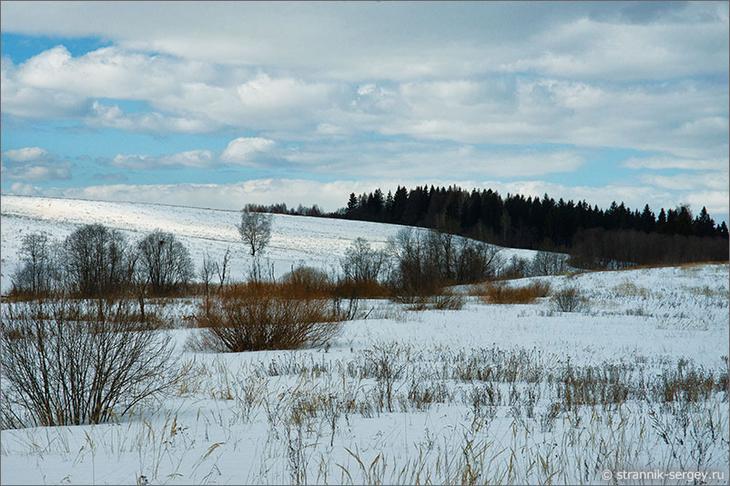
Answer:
[1,2,727,220]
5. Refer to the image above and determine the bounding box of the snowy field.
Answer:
[0,194,538,293]
[0,195,728,485]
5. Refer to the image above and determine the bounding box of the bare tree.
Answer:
[137,230,194,295]
[215,247,231,289]
[128,252,150,321]
[63,224,131,297]
[1,298,183,427]
[453,238,502,283]
[530,251,568,276]
[11,232,56,295]
[200,253,216,317]
[387,228,503,296]
[237,208,273,258]
[340,238,386,283]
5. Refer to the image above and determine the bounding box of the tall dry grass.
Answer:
[478,281,551,304]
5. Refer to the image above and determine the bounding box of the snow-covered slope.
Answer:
[1,262,727,484]
[0,194,539,291]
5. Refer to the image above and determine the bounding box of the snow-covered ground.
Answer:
[0,194,539,292]
[1,195,728,485]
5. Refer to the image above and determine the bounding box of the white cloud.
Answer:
[9,182,40,196]
[502,17,729,80]
[2,40,726,164]
[683,191,730,216]
[12,164,71,181]
[112,150,215,169]
[624,155,728,171]
[236,74,333,112]
[282,142,584,178]
[2,2,725,81]
[2,146,71,181]
[111,140,276,170]
[2,146,48,162]
[368,78,728,160]
[1,56,88,118]
[56,179,382,212]
[639,172,729,192]
[220,137,275,165]
[15,45,213,101]
[87,101,214,133]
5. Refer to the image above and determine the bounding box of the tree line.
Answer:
[256,185,725,266]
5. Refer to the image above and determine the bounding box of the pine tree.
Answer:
[347,193,358,213]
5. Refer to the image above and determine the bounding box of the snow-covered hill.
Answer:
[0,194,539,291]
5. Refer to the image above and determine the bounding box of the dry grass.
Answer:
[404,291,465,311]
[582,260,727,275]
[215,269,389,301]
[612,280,654,299]
[478,281,551,304]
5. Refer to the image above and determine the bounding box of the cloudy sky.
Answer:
[1,1,728,219]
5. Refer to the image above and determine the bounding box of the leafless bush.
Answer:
[550,286,588,312]
[0,298,182,428]
[195,285,346,352]
[136,230,194,295]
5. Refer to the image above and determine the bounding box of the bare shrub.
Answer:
[333,278,390,299]
[480,281,551,304]
[136,230,194,295]
[550,286,588,312]
[0,298,182,428]
[281,266,332,297]
[195,284,345,352]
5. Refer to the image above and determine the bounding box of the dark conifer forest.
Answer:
[251,185,729,267]
[340,186,729,266]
